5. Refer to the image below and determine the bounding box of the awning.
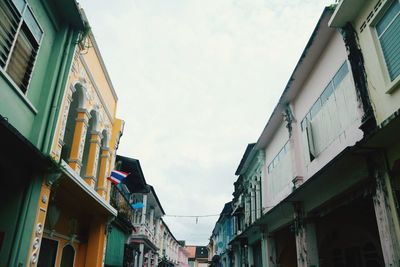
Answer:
[57,161,117,217]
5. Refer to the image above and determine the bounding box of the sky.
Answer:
[79,0,332,245]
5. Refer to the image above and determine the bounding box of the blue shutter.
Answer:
[377,1,400,81]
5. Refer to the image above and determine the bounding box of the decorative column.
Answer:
[84,131,102,188]
[147,251,152,267]
[154,253,159,267]
[69,108,90,173]
[370,163,400,265]
[27,172,62,266]
[133,251,138,267]
[293,203,319,267]
[149,208,154,230]
[85,217,107,267]
[141,194,148,225]
[255,179,261,219]
[138,243,145,267]
[250,186,256,223]
[283,104,305,189]
[96,147,110,198]
[106,150,115,202]
[246,243,253,267]
[245,195,250,226]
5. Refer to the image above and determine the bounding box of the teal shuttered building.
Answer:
[0,0,85,266]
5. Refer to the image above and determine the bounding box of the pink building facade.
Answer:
[178,247,190,267]
[229,4,400,267]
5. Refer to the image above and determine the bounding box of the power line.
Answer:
[165,214,220,218]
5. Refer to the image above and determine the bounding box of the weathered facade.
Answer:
[219,3,400,267]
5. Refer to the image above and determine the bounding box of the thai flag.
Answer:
[107,170,129,185]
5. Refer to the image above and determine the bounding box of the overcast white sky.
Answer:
[79,0,332,245]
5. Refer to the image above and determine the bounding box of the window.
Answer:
[60,244,75,267]
[37,238,58,267]
[376,0,400,81]
[0,0,42,93]
[267,140,290,173]
[301,61,350,160]
[301,61,349,131]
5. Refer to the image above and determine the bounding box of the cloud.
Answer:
[79,0,333,245]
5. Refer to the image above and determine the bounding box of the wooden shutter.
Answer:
[6,23,38,93]
[0,0,20,67]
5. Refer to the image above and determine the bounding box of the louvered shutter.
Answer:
[0,0,20,67]
[6,23,38,93]
[377,0,400,81]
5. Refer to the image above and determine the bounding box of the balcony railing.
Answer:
[110,187,136,224]
[132,222,158,246]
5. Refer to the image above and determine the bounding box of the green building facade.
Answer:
[0,0,84,265]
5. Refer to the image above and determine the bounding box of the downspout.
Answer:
[41,27,78,155]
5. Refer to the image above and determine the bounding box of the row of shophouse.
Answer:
[209,0,400,266]
[0,0,187,266]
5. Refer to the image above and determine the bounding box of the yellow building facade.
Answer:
[27,33,124,267]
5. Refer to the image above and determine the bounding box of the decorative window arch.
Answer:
[60,82,89,162]
[60,244,75,267]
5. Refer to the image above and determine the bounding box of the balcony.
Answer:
[132,221,158,248]
[110,186,135,227]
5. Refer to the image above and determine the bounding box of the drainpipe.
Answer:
[40,26,78,155]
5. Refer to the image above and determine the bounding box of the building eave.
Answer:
[329,0,365,27]
[235,143,256,175]
[256,7,335,149]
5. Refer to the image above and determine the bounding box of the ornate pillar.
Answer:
[27,173,61,266]
[138,243,145,267]
[255,179,261,219]
[250,187,256,223]
[141,194,148,225]
[68,109,90,173]
[106,150,115,202]
[96,147,111,198]
[147,251,152,267]
[149,208,154,230]
[83,131,102,188]
[154,253,159,267]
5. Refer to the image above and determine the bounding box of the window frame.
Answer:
[300,60,350,161]
[0,0,44,95]
[267,140,290,174]
[370,0,400,93]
